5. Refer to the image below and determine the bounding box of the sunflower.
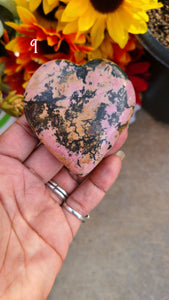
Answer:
[61,0,163,49]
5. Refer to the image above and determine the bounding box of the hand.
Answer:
[0,115,127,300]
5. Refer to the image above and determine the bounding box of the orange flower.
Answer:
[3,6,91,93]
[88,34,139,69]
[112,35,137,69]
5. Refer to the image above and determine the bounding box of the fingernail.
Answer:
[115,150,126,161]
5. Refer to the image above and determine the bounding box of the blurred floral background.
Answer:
[0,0,162,118]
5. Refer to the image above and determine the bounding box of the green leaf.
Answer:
[0,63,5,75]
[0,0,17,17]
[0,20,3,38]
[0,5,15,39]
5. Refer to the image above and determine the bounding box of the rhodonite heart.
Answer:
[24,59,135,175]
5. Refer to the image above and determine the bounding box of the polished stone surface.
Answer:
[24,59,135,175]
[48,109,169,300]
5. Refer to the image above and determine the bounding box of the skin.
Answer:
[0,115,128,300]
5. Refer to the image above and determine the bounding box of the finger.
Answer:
[62,154,122,235]
[0,115,39,161]
[45,167,79,206]
[24,144,63,182]
[52,167,78,194]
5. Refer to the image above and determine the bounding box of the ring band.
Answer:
[46,180,68,202]
[62,202,90,223]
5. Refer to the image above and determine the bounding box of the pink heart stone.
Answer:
[24,59,135,175]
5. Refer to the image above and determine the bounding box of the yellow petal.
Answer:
[90,17,106,49]
[121,6,147,34]
[78,7,97,31]
[61,0,89,22]
[56,8,66,31]
[5,38,19,52]
[17,6,37,24]
[123,2,149,22]
[47,0,59,5]
[5,21,20,31]
[56,22,65,32]
[63,20,78,34]
[100,35,114,59]
[15,0,29,7]
[75,33,86,44]
[107,12,128,49]
[126,0,163,10]
[22,81,28,89]
[129,19,147,34]
[43,0,59,14]
[88,48,103,60]
[55,6,64,21]
[29,0,41,11]
[137,10,149,22]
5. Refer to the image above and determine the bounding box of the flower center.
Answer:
[90,0,123,13]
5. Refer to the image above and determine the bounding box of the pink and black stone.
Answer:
[24,59,135,175]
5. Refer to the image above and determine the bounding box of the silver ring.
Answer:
[46,180,68,202]
[62,202,90,223]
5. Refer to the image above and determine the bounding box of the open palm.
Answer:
[0,116,127,300]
